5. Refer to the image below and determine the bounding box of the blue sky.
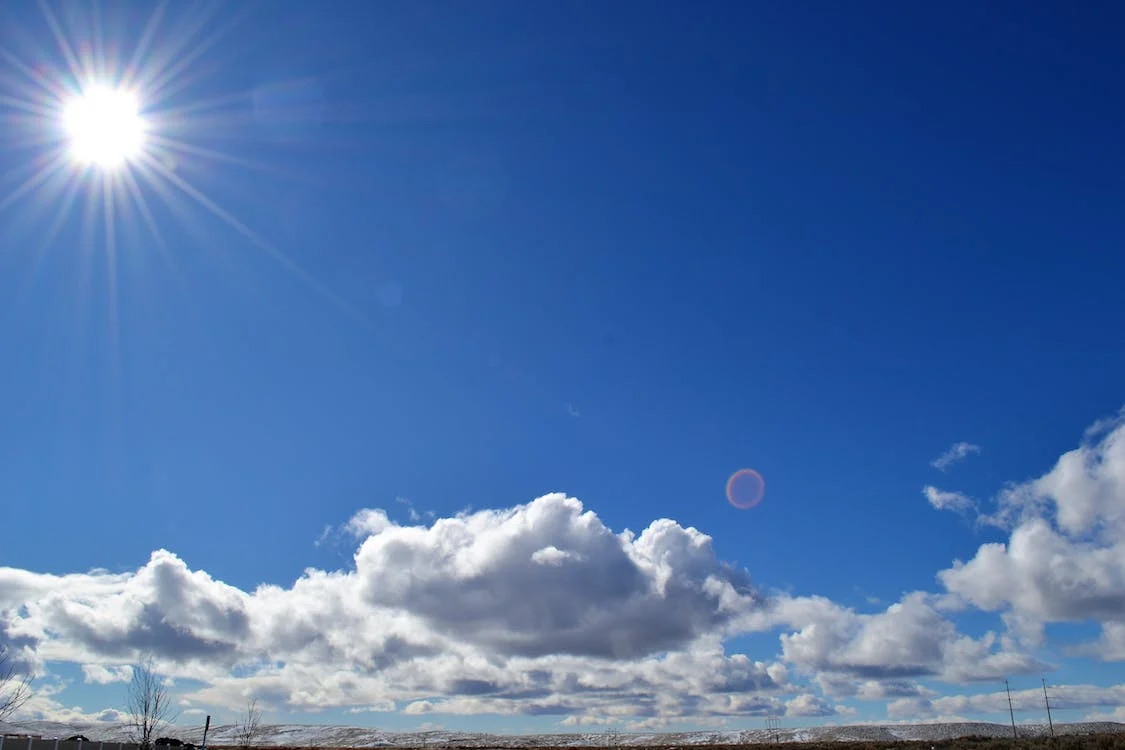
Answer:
[2,0,1125,735]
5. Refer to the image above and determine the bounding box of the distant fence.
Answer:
[0,740,140,750]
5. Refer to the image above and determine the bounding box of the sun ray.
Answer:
[71,164,102,344]
[10,169,84,310]
[150,89,258,121]
[89,0,109,84]
[35,0,85,93]
[0,92,57,120]
[131,166,215,265]
[121,1,170,91]
[102,170,122,383]
[147,134,309,182]
[120,167,170,258]
[37,169,85,253]
[0,148,72,213]
[138,151,373,329]
[137,3,241,104]
[0,44,71,106]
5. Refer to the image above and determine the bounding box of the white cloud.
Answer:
[81,664,133,684]
[530,546,584,566]
[1091,621,1125,661]
[350,496,761,660]
[0,495,783,723]
[345,508,394,537]
[10,686,128,724]
[923,486,976,514]
[931,442,981,471]
[784,693,835,717]
[931,683,1125,716]
[765,593,1045,684]
[1085,706,1125,721]
[939,413,1125,656]
[888,683,1125,721]
[886,697,935,719]
[4,417,1125,730]
[854,680,934,701]
[396,497,422,522]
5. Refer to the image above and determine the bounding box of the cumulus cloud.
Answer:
[4,428,1124,730]
[1090,621,1125,661]
[939,414,1125,656]
[0,495,784,723]
[923,486,976,514]
[352,496,761,659]
[766,593,1045,684]
[931,442,981,471]
[1,494,1006,725]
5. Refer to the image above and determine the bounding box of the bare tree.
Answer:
[126,657,178,750]
[0,644,32,722]
[234,698,263,749]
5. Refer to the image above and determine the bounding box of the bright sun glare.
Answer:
[62,85,146,168]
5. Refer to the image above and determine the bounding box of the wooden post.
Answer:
[1043,678,1055,738]
[1006,680,1018,739]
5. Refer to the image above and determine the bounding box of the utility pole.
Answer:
[766,717,781,744]
[202,716,211,750]
[1005,680,1018,739]
[1042,679,1055,738]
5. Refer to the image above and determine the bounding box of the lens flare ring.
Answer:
[726,468,766,509]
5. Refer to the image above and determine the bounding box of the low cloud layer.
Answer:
[4,414,1125,726]
[888,683,1125,720]
[2,495,785,725]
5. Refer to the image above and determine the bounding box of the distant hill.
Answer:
[2,720,1123,747]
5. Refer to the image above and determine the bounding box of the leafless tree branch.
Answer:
[234,698,263,749]
[126,657,178,750]
[0,645,32,723]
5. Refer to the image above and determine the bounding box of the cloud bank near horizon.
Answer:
[3,413,1125,729]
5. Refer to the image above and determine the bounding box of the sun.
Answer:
[62,84,147,168]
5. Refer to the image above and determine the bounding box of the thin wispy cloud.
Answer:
[396,496,422,522]
[930,442,981,471]
[923,486,976,514]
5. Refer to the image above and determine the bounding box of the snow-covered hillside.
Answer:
[2,721,1123,747]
